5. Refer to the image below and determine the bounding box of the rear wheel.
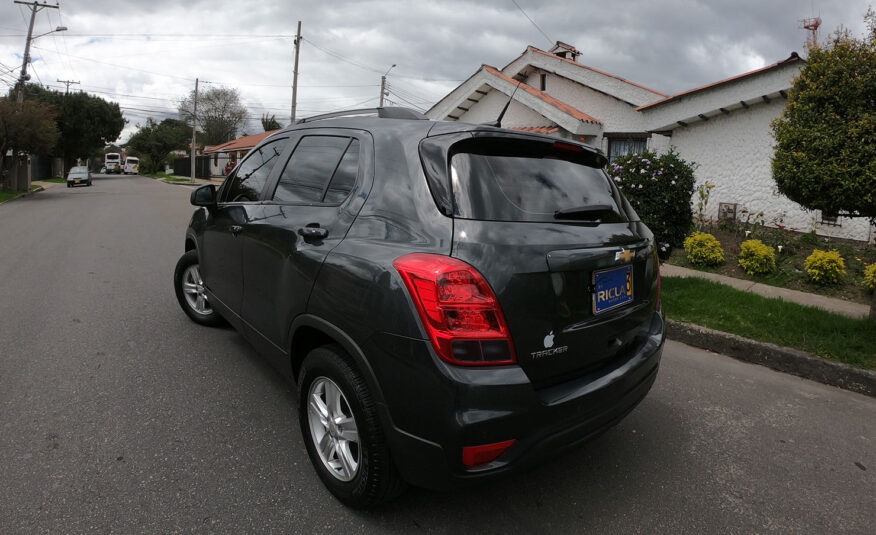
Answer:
[299,345,405,507]
[173,250,223,326]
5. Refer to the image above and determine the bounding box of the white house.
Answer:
[427,42,875,243]
[203,130,278,177]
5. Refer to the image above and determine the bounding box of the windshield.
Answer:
[448,139,629,223]
[127,158,138,164]
[106,154,119,161]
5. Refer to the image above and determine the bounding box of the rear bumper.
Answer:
[372,311,665,490]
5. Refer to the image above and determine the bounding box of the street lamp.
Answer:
[16,24,68,104]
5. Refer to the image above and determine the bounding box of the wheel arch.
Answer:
[289,315,390,421]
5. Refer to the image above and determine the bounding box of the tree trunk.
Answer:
[870,288,876,323]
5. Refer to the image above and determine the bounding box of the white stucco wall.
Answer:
[457,89,550,126]
[641,61,802,131]
[503,48,666,106]
[523,71,645,132]
[669,101,874,242]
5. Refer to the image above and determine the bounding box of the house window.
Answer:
[539,74,546,91]
[607,137,647,162]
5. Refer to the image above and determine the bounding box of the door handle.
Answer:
[298,226,328,242]
[230,225,243,235]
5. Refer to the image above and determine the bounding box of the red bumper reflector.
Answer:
[462,439,516,467]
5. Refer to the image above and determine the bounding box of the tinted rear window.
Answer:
[449,140,628,223]
[106,155,119,160]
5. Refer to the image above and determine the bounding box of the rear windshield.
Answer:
[126,158,138,163]
[106,154,119,160]
[449,139,629,223]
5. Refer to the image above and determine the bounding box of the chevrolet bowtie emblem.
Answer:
[615,248,634,262]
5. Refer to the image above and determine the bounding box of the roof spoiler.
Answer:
[296,107,428,124]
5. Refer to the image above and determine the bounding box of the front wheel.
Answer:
[173,250,223,326]
[299,345,406,507]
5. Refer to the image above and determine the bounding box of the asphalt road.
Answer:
[1,175,874,534]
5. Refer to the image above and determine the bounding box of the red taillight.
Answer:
[393,253,516,366]
[462,439,516,467]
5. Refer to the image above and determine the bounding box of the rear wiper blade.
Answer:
[554,204,614,220]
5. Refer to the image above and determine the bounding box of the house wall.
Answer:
[524,70,645,132]
[457,89,554,127]
[669,101,874,242]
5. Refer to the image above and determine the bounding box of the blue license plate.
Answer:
[593,265,633,314]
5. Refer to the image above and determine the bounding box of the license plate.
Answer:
[74,180,80,184]
[593,265,633,314]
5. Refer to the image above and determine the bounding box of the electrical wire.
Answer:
[510,0,553,47]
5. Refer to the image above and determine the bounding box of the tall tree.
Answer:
[23,84,125,173]
[178,87,247,146]
[125,118,190,174]
[0,97,59,190]
[771,10,876,320]
[261,113,281,131]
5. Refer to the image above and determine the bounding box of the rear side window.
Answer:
[222,137,288,202]
[449,139,628,223]
[272,136,359,204]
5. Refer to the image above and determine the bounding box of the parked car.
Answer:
[174,107,665,507]
[66,166,92,187]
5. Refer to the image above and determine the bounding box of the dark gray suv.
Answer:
[174,107,664,507]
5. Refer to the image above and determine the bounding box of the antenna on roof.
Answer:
[482,81,521,128]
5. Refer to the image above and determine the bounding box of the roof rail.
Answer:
[295,106,429,124]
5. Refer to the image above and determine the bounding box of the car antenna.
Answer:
[482,80,521,128]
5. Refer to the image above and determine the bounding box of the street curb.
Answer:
[0,186,44,206]
[665,319,876,398]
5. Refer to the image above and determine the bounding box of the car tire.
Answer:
[299,345,406,507]
[173,250,223,326]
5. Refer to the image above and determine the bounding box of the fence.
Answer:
[173,156,212,178]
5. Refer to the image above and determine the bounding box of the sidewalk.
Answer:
[661,263,870,319]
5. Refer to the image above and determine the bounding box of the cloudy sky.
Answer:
[0,0,872,142]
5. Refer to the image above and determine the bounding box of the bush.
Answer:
[684,232,725,266]
[738,239,776,275]
[609,149,697,247]
[864,263,876,291]
[804,249,846,284]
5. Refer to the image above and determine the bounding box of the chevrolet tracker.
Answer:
[173,107,665,507]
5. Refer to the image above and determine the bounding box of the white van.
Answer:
[105,153,122,174]
[123,157,139,175]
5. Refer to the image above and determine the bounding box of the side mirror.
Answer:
[191,184,217,209]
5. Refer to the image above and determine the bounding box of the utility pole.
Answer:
[379,64,395,107]
[191,77,199,183]
[290,20,301,124]
[14,1,61,106]
[56,79,79,94]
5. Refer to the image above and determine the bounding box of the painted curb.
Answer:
[666,319,876,398]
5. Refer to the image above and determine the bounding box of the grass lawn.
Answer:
[163,177,195,183]
[39,178,66,184]
[668,225,876,304]
[0,190,19,203]
[662,276,876,370]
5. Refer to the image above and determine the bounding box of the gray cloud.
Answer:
[1,0,871,142]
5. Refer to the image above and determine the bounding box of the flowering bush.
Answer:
[684,232,725,266]
[804,249,846,284]
[864,263,876,291]
[609,149,697,246]
[738,239,776,275]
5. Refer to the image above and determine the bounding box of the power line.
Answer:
[511,0,553,47]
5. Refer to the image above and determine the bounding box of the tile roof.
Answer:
[525,47,669,98]
[203,130,280,153]
[483,65,602,125]
[636,53,803,111]
[509,126,560,134]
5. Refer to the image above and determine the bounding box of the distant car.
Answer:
[66,166,92,187]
